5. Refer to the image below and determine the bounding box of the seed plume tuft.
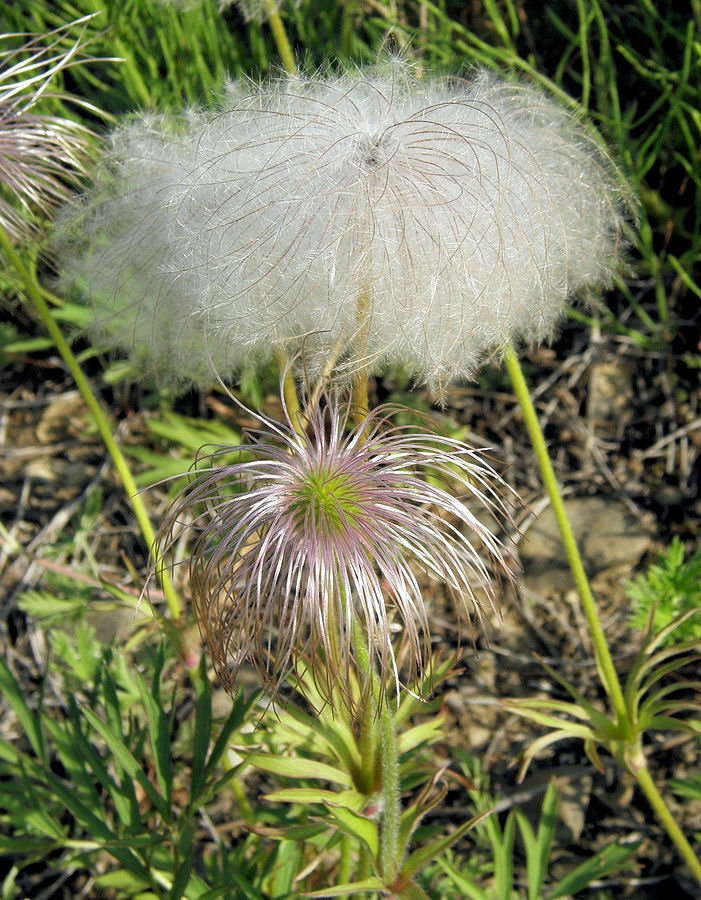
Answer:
[58,62,629,390]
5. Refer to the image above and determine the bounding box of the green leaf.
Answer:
[18,588,86,622]
[504,700,591,728]
[273,700,363,777]
[171,823,196,900]
[513,727,596,781]
[249,754,353,787]
[434,857,490,900]
[401,811,489,879]
[549,838,640,897]
[201,689,257,789]
[43,712,125,827]
[81,706,171,821]
[514,778,559,900]
[520,661,619,738]
[670,776,701,801]
[0,738,20,764]
[127,447,194,487]
[269,839,303,897]
[145,410,241,452]
[0,836,54,855]
[191,657,213,802]
[395,658,455,726]
[398,771,447,852]
[50,622,102,684]
[135,647,173,806]
[492,812,516,900]
[100,663,126,737]
[322,806,379,859]
[0,658,45,763]
[265,788,366,811]
[303,878,385,898]
[94,870,152,893]
[43,770,150,879]
[84,835,166,849]
[64,698,140,830]
[627,539,701,641]
[635,652,701,709]
[398,714,446,755]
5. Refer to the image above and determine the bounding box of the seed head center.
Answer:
[296,467,363,533]
[359,132,393,170]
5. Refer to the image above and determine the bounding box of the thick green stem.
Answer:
[377,701,400,882]
[338,834,353,884]
[635,764,701,884]
[352,627,378,795]
[351,620,401,883]
[1,227,182,623]
[262,0,297,75]
[503,344,629,732]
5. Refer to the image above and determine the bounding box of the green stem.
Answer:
[505,342,701,887]
[262,0,297,75]
[0,227,182,623]
[503,344,629,734]
[635,764,701,884]
[357,844,372,895]
[275,349,304,435]
[352,629,378,796]
[352,286,372,428]
[339,0,355,57]
[351,620,401,883]
[338,834,352,885]
[377,701,400,882]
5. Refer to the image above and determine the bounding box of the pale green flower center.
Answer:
[295,468,363,533]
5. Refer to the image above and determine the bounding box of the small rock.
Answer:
[36,391,87,444]
[519,496,651,595]
[588,359,633,425]
[516,767,592,845]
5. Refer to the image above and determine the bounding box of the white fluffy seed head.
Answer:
[57,62,630,391]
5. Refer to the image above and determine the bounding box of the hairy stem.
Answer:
[0,227,183,624]
[377,700,400,882]
[352,628,378,796]
[351,620,401,883]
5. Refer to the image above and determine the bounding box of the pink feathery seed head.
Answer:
[0,16,101,244]
[159,391,515,707]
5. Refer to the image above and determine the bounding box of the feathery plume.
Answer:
[58,62,628,389]
[56,112,237,388]
[159,393,513,704]
[0,16,98,244]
